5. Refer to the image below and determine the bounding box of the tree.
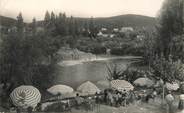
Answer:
[16,12,24,34]
[50,11,55,22]
[0,13,62,93]
[56,12,68,36]
[82,21,89,36]
[44,11,51,29]
[157,0,184,59]
[142,30,157,69]
[74,19,79,36]
[68,16,75,36]
[170,35,184,61]
[31,17,36,34]
[89,17,98,39]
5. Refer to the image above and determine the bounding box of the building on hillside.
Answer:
[113,28,119,32]
[97,31,103,36]
[101,28,107,31]
[102,34,108,38]
[8,26,17,32]
[97,31,109,38]
[109,34,115,38]
[120,27,134,33]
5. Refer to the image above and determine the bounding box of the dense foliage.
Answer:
[0,12,63,103]
[106,64,145,84]
[156,0,184,59]
[151,55,184,83]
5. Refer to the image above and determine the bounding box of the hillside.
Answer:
[0,14,157,29]
[0,16,16,27]
[95,14,157,28]
[76,14,157,29]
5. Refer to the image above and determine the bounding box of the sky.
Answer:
[0,0,165,22]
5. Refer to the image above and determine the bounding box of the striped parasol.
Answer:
[111,80,134,92]
[133,78,154,87]
[10,85,41,109]
[77,81,100,96]
[47,84,74,95]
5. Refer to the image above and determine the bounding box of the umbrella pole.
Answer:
[162,85,165,105]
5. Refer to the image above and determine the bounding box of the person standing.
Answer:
[95,92,100,113]
[165,91,174,113]
[104,89,108,104]
[75,93,84,109]
[177,94,184,113]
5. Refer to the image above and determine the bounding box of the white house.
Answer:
[101,28,107,31]
[97,31,109,38]
[97,31,103,36]
[113,28,119,32]
[102,34,109,38]
[110,34,115,38]
[120,27,134,33]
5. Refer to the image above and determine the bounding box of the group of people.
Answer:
[8,87,183,113]
[73,88,158,111]
[103,89,134,107]
[103,88,158,107]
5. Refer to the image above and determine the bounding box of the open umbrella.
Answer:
[10,85,41,109]
[133,78,154,87]
[77,81,100,95]
[47,85,74,95]
[166,82,179,91]
[111,80,134,92]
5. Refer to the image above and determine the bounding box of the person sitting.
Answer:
[27,106,33,113]
[145,93,152,103]
[35,103,42,112]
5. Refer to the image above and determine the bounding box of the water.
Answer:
[54,56,140,89]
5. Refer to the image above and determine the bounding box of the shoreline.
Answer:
[58,55,142,66]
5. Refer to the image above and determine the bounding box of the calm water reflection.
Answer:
[55,58,138,89]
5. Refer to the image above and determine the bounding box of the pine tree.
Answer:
[16,12,24,34]
[74,19,79,36]
[50,11,55,22]
[44,11,50,29]
[88,17,98,39]
[56,12,68,36]
[31,17,36,34]
[82,21,89,36]
[69,16,75,36]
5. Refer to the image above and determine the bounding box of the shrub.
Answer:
[106,63,145,83]
[151,56,184,83]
